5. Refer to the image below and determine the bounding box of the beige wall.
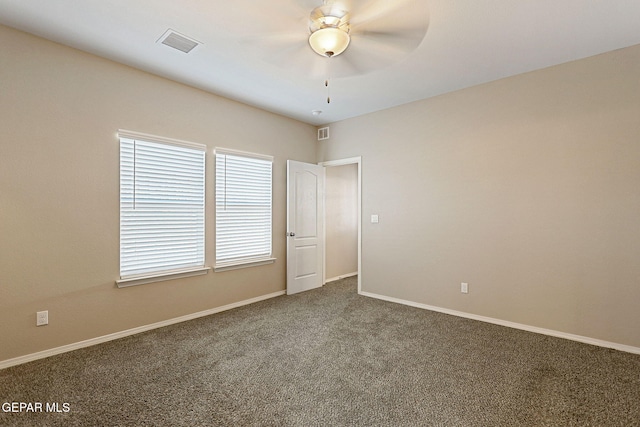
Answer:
[0,25,316,361]
[318,44,640,349]
[325,164,358,280]
[3,21,639,362]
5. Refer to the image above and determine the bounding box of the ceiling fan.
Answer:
[249,0,430,79]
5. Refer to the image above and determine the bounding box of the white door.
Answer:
[286,160,325,295]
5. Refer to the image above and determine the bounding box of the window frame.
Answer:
[117,130,209,287]
[214,147,275,272]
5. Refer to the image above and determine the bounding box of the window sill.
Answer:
[214,258,276,272]
[116,267,211,288]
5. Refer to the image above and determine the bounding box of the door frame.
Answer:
[319,157,362,294]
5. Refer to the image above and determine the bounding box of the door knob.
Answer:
[287,232,295,237]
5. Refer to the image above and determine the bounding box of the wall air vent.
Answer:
[157,29,201,53]
[317,127,329,141]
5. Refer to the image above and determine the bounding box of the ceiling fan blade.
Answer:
[226,0,311,40]
[352,2,428,34]
[262,41,334,79]
[328,52,371,77]
[327,21,428,76]
[349,0,425,27]
[238,31,306,48]
[347,0,429,70]
[352,27,426,54]
[327,37,398,77]
[232,30,307,71]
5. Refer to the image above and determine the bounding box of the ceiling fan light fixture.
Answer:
[309,27,350,57]
[308,4,350,58]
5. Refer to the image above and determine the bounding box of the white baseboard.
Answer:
[324,272,358,284]
[0,290,286,370]
[359,291,640,355]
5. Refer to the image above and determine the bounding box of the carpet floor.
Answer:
[1,276,639,426]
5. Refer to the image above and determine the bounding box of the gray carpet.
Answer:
[1,276,639,426]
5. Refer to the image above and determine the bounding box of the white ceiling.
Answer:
[1,0,640,125]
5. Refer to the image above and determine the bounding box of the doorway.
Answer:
[320,157,362,293]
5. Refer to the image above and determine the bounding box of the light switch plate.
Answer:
[371,214,379,223]
[37,310,48,326]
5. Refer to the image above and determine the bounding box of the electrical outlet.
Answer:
[36,310,48,326]
[461,282,468,294]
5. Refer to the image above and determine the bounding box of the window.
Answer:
[118,130,207,287]
[215,148,274,270]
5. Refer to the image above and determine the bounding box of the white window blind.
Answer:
[215,148,273,268]
[119,131,206,279]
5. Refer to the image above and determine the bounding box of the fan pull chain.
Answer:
[325,60,333,104]
[325,79,330,104]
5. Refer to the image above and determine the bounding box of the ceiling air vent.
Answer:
[157,29,201,53]
[317,127,329,141]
